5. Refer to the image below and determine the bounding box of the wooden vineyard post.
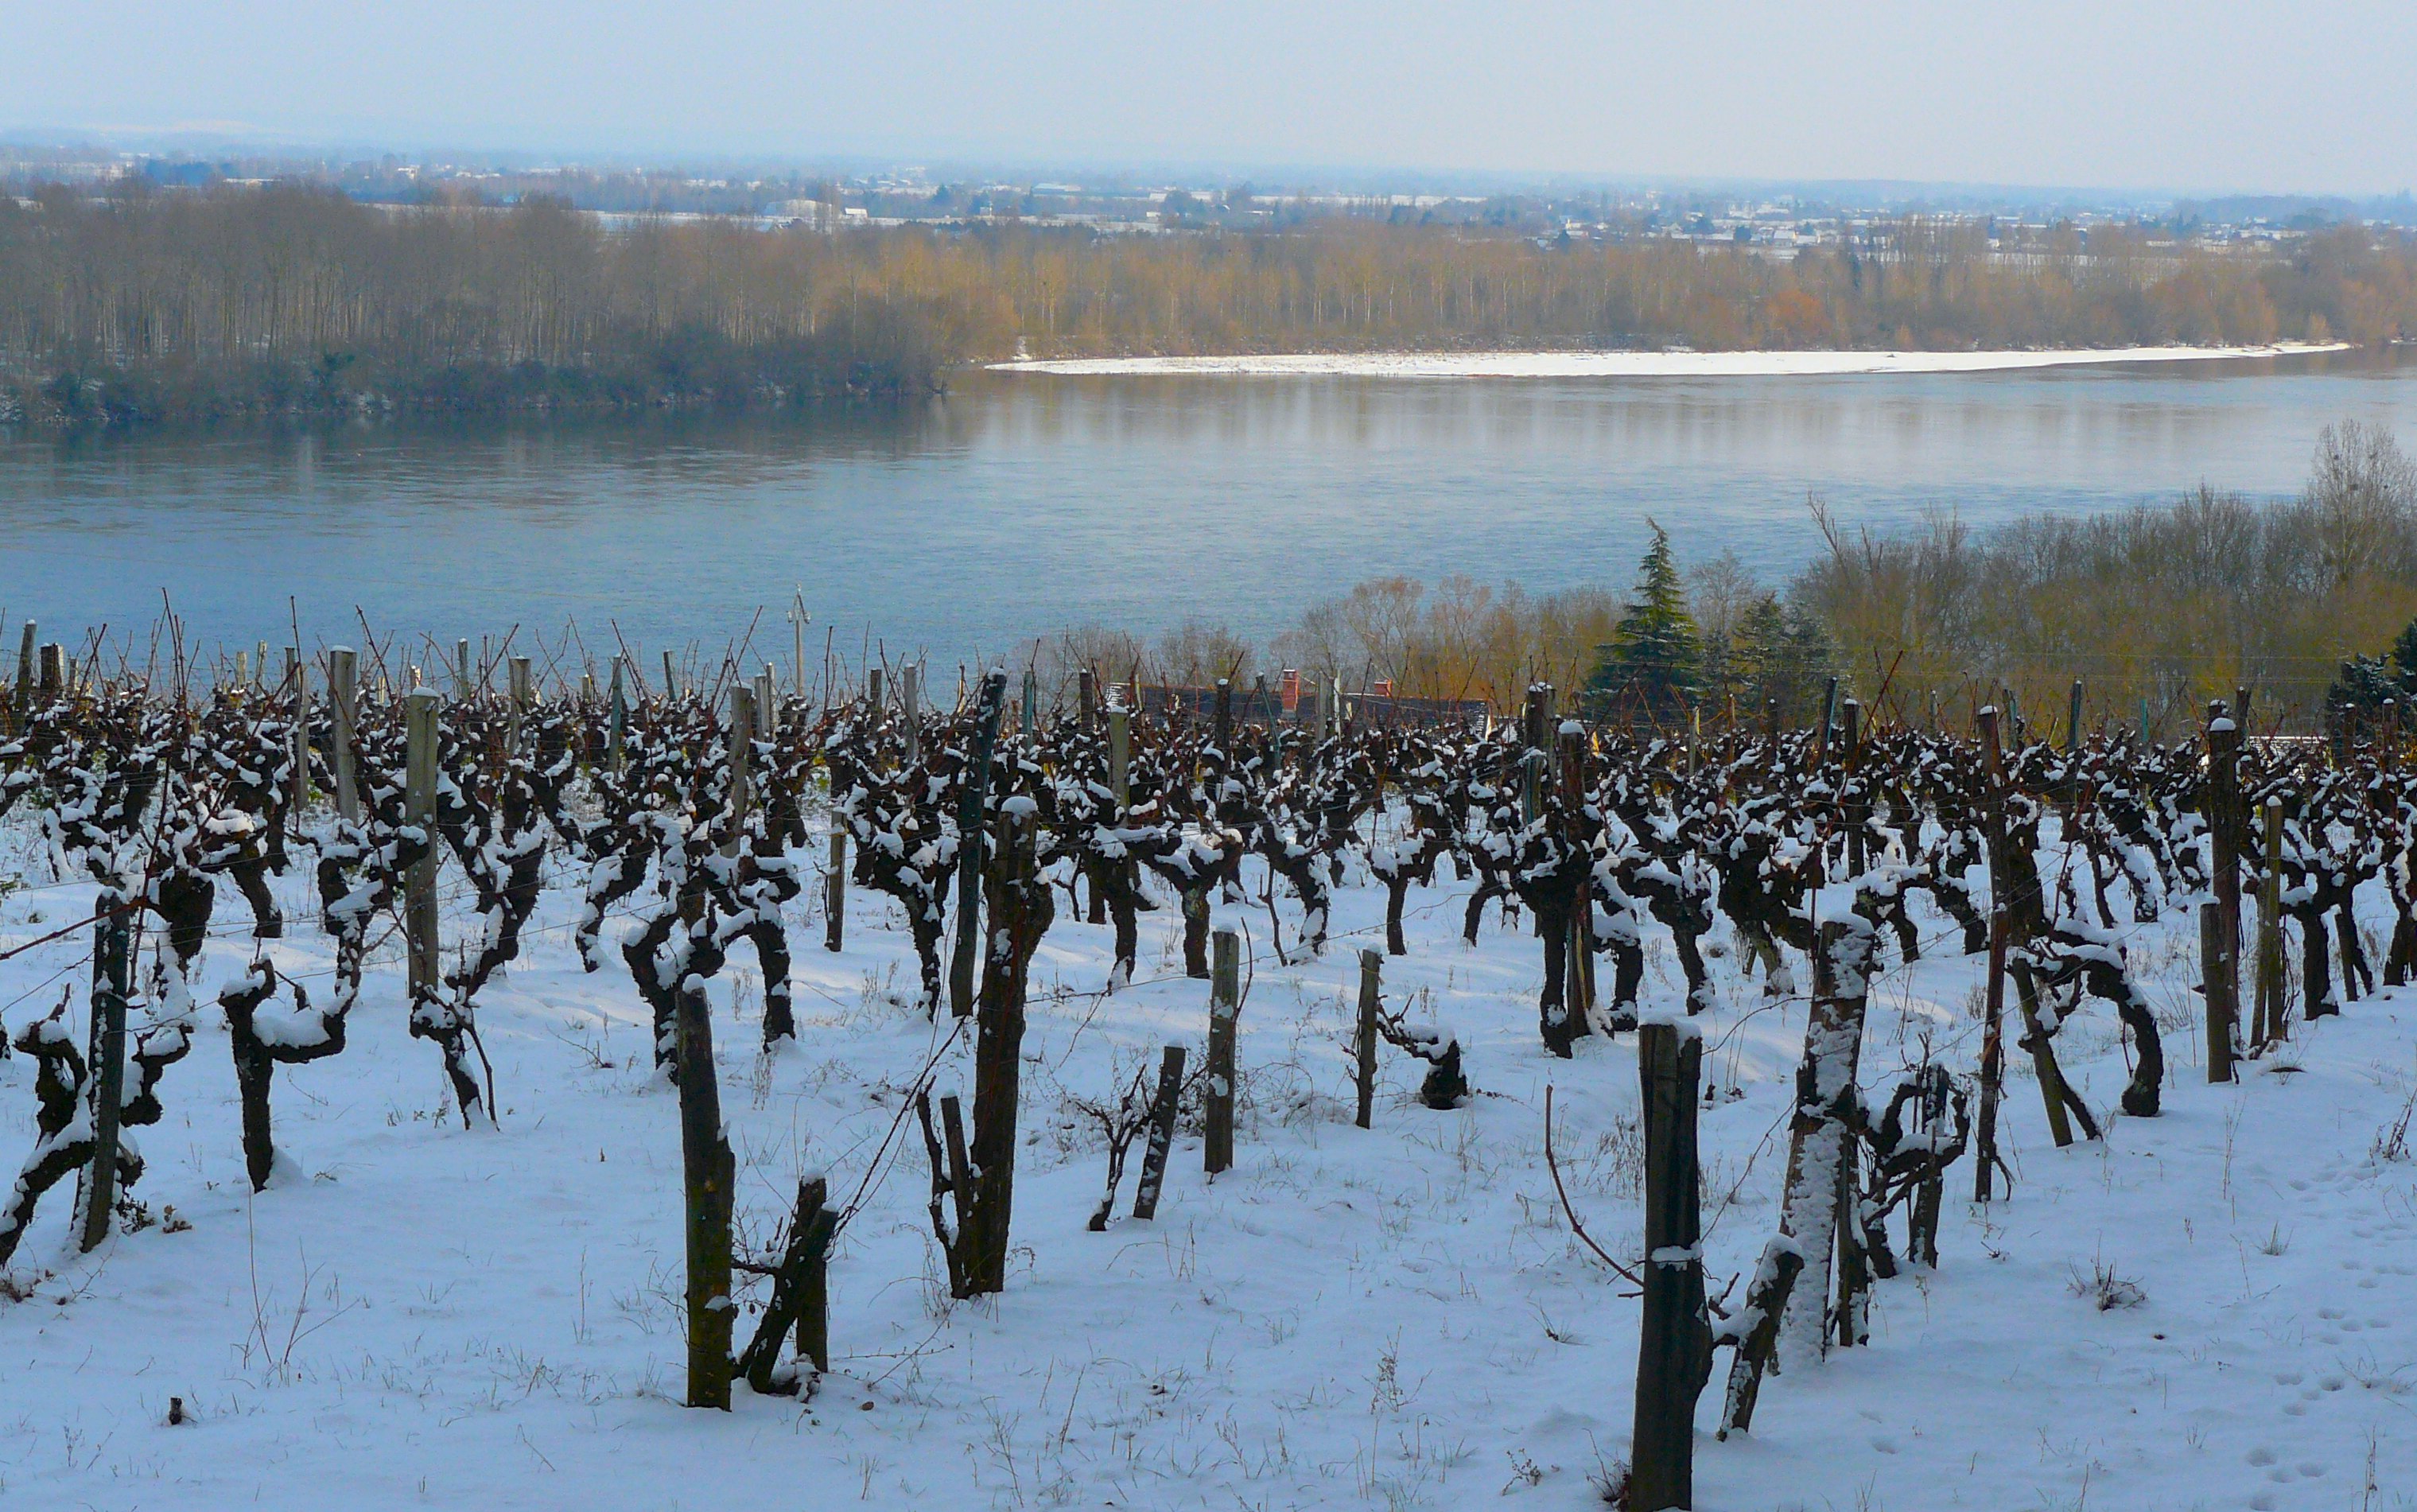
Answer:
[1632,1020,1708,1512]
[507,655,531,752]
[10,620,33,731]
[1021,668,1038,734]
[1204,927,1241,1175]
[286,647,309,840]
[865,665,884,714]
[77,905,131,1253]
[38,643,64,703]
[2201,902,2239,1082]
[1077,667,1097,732]
[1132,1045,1187,1220]
[1973,908,2008,1202]
[2067,677,2084,752]
[605,655,628,773]
[2255,796,2285,1048]
[676,961,735,1409]
[725,685,753,856]
[662,649,679,702]
[900,662,922,765]
[1107,705,1131,811]
[403,690,441,1005]
[825,826,846,953]
[454,639,472,701]
[1557,720,1597,1029]
[947,673,1007,1018]
[1355,948,1381,1129]
[2205,705,2242,1082]
[329,647,361,821]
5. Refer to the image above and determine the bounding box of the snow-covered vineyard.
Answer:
[2,646,2416,1512]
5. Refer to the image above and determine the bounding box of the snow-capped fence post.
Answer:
[1204,927,1241,1174]
[2205,704,2243,1082]
[1355,948,1381,1129]
[2254,796,2285,1048]
[1973,907,2008,1202]
[1214,677,1232,754]
[76,904,131,1254]
[1632,1017,1708,1512]
[676,966,736,1409]
[403,689,441,1002]
[947,671,1008,1018]
[328,647,360,821]
[1132,1044,1186,1220]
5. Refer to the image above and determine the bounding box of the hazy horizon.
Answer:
[9,1,2415,198]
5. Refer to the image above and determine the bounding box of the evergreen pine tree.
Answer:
[1588,521,1700,709]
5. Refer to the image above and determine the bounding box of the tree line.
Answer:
[2,181,2412,425]
[1055,422,2416,736]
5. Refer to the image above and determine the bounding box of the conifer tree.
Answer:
[1589,522,1701,710]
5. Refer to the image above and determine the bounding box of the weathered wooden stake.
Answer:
[1632,1020,1708,1512]
[675,974,735,1409]
[403,690,441,1003]
[900,663,922,764]
[1355,948,1381,1129]
[507,655,531,751]
[1132,1045,1186,1219]
[825,828,846,953]
[2202,902,2238,1085]
[725,685,754,855]
[329,647,361,821]
[2205,705,2242,1082]
[1204,928,1241,1174]
[10,620,33,728]
[2255,796,2285,1048]
[77,906,130,1253]
[1973,908,2008,1203]
[286,648,309,837]
[1107,705,1130,810]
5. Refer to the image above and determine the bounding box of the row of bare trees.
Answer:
[5,183,2411,424]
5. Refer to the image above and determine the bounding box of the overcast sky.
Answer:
[8,1,2412,194]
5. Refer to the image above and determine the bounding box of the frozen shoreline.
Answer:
[992,340,2349,378]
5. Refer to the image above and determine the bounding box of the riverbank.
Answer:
[992,341,2351,378]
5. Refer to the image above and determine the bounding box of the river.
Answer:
[2,346,2412,672]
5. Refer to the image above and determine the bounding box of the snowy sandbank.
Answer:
[992,341,2349,378]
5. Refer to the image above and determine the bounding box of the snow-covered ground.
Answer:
[3,805,2415,1511]
[990,343,2348,379]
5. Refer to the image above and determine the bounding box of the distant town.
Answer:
[6,137,2414,253]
